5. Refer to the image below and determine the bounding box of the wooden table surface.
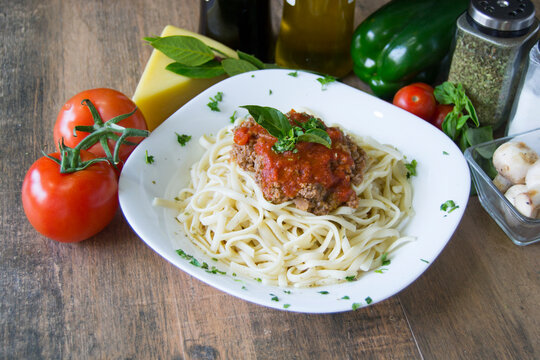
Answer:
[2,0,539,359]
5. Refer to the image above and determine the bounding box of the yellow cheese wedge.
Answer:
[133,25,237,131]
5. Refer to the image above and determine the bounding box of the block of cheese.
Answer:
[133,25,237,131]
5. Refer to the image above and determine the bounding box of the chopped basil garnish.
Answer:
[405,159,417,178]
[441,200,459,213]
[240,105,332,153]
[145,150,154,164]
[175,133,191,146]
[207,91,223,111]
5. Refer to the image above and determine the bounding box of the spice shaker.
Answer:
[447,0,539,130]
[506,41,540,135]
[275,0,356,78]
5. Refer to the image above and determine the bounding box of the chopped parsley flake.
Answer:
[374,269,387,274]
[405,159,417,178]
[365,296,373,304]
[345,276,356,282]
[381,252,391,266]
[341,296,350,300]
[441,200,459,213]
[255,278,262,282]
[283,290,291,294]
[443,151,449,155]
[175,133,191,146]
[242,286,247,290]
[317,75,336,90]
[229,110,237,123]
[283,304,291,309]
[270,294,279,302]
[352,303,361,310]
[421,258,430,264]
[145,150,154,164]
[318,291,329,295]
[288,71,298,77]
[175,249,226,275]
[207,91,223,111]
[269,89,273,95]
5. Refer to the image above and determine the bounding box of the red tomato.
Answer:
[22,151,119,243]
[53,88,147,167]
[431,104,454,130]
[392,83,437,121]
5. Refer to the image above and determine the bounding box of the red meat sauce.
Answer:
[231,110,367,215]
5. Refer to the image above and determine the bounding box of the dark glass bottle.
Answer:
[199,0,272,62]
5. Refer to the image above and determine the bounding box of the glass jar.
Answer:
[275,0,356,78]
[447,0,539,130]
[199,0,272,62]
[506,41,540,135]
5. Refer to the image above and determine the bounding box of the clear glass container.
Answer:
[506,41,540,135]
[465,127,540,246]
[447,0,539,130]
[275,0,356,78]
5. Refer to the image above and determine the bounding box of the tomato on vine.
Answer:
[53,88,147,168]
[23,92,149,243]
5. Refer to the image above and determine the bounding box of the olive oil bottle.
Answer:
[275,0,356,78]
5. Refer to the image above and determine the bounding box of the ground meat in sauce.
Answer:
[231,110,367,215]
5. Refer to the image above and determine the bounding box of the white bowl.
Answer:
[119,69,470,313]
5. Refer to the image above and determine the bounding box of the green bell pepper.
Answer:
[351,0,468,99]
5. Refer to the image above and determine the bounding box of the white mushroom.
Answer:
[504,184,528,206]
[493,173,513,193]
[513,192,538,218]
[492,141,538,184]
[525,161,540,188]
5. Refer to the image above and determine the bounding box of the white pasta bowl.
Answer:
[119,69,470,313]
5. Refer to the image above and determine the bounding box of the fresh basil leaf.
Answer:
[166,60,225,78]
[433,81,456,105]
[147,36,215,66]
[466,99,479,126]
[241,105,291,138]
[456,114,470,130]
[222,58,258,76]
[297,128,331,148]
[237,50,265,69]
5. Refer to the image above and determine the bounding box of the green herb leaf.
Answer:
[146,36,215,66]
[317,75,336,90]
[318,291,329,295]
[237,50,265,69]
[341,295,350,300]
[352,303,361,310]
[283,304,291,309]
[270,294,279,302]
[166,60,225,78]
[297,128,331,148]
[229,110,237,124]
[241,105,291,138]
[175,133,191,146]
[345,276,356,282]
[222,58,258,76]
[288,71,298,77]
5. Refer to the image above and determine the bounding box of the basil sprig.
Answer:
[144,36,276,78]
[240,105,332,153]
[434,82,493,152]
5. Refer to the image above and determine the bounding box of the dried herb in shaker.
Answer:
[447,0,539,131]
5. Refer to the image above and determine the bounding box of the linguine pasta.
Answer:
[158,122,415,288]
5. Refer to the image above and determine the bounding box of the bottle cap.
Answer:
[468,0,536,32]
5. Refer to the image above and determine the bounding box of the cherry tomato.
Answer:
[53,88,147,167]
[392,83,437,121]
[22,151,118,243]
[431,104,454,130]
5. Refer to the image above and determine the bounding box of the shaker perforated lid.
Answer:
[468,0,536,32]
